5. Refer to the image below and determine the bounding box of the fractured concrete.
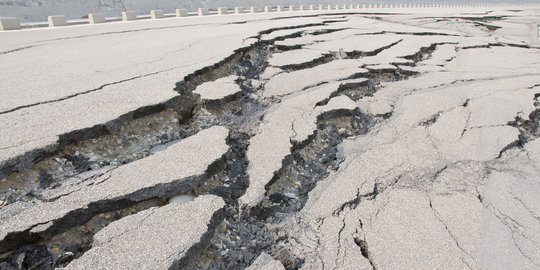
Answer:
[0,126,229,253]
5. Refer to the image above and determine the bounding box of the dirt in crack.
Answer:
[259,109,373,221]
[183,108,375,270]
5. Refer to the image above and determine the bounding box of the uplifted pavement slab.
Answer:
[65,195,225,270]
[193,75,241,107]
[246,252,285,270]
[0,126,229,253]
[267,49,327,69]
[304,33,403,54]
[264,59,367,97]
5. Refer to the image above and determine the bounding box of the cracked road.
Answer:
[1,6,540,270]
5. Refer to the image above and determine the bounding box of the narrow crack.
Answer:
[353,235,377,270]
[354,30,460,37]
[419,111,442,127]
[276,39,403,72]
[0,71,167,115]
[0,21,246,55]
[479,196,540,267]
[334,217,347,268]
[0,45,37,55]
[428,197,475,270]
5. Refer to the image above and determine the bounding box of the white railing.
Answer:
[1,3,540,31]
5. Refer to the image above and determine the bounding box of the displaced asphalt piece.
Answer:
[193,75,242,108]
[246,252,286,270]
[65,195,225,269]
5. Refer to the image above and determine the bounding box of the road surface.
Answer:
[0,6,539,270]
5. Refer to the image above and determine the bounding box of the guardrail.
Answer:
[1,3,540,31]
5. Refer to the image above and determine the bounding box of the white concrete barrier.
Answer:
[349,4,354,9]
[176,9,188,17]
[327,4,332,10]
[309,5,315,10]
[235,7,244,14]
[319,5,324,10]
[198,8,209,16]
[13,0,516,23]
[48,15,67,27]
[289,5,295,11]
[122,11,137,21]
[250,6,257,13]
[335,5,340,9]
[264,6,272,12]
[0,17,20,30]
[299,5,305,11]
[217,7,228,14]
[277,5,284,11]
[342,4,347,9]
[151,9,164,19]
[88,13,105,24]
